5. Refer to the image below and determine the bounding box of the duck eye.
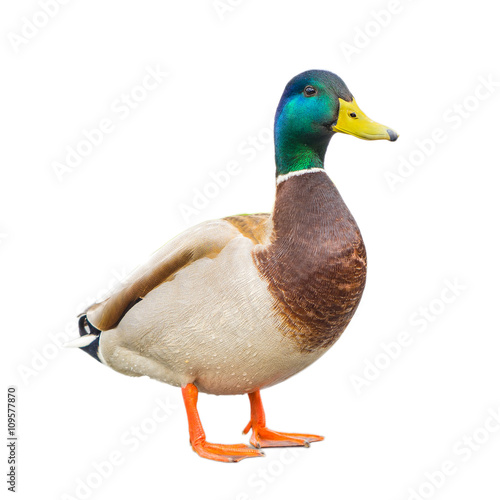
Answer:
[303,85,317,97]
[349,112,357,118]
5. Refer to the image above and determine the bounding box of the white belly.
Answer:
[99,236,325,394]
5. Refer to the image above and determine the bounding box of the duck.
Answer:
[67,69,398,463]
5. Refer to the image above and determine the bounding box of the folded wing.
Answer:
[85,214,271,331]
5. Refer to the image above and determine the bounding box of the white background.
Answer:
[2,1,500,499]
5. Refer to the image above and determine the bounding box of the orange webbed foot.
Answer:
[244,391,324,449]
[243,422,323,448]
[190,439,264,463]
[182,383,264,463]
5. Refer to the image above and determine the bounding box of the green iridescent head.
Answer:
[274,70,398,177]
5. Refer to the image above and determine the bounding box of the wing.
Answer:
[85,214,272,331]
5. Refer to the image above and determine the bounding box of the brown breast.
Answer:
[253,171,367,353]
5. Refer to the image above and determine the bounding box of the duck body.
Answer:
[71,70,397,461]
[95,170,366,395]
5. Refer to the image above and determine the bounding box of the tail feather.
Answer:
[65,315,103,363]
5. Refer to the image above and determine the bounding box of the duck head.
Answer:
[274,69,398,176]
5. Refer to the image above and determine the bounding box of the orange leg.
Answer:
[242,390,324,448]
[181,383,265,463]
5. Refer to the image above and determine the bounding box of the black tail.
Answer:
[77,315,103,363]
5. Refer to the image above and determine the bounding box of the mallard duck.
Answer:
[68,70,397,462]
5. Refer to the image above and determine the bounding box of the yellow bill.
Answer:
[332,98,398,141]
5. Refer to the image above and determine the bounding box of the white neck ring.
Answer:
[276,167,325,185]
